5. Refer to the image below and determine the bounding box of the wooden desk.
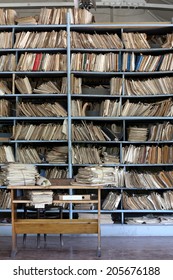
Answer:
[8,182,102,257]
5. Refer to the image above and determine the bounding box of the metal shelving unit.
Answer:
[0,13,173,234]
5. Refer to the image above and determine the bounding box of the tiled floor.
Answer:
[0,235,173,260]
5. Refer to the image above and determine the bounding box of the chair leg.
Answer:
[59,207,63,246]
[23,234,27,247]
[44,234,47,248]
[37,234,41,248]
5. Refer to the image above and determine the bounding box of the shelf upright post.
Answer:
[67,11,73,218]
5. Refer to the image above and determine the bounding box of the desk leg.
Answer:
[97,187,101,257]
[11,189,17,258]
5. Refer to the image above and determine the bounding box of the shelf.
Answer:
[13,218,98,234]
[1,19,173,233]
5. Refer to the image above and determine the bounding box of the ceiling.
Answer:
[0,0,172,22]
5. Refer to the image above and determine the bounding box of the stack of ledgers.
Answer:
[123,191,173,210]
[27,190,53,208]
[1,163,39,186]
[74,166,124,186]
[78,213,113,224]
[124,170,173,189]
[127,126,148,142]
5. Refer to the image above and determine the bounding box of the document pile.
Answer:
[29,190,53,208]
[74,166,124,186]
[1,163,39,186]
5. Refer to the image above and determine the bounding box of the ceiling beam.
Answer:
[0,2,173,10]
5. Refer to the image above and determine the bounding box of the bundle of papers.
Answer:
[74,166,124,186]
[1,163,38,186]
[29,190,53,208]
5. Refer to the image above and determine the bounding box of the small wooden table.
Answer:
[8,180,102,257]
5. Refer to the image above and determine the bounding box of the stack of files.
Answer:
[15,16,37,25]
[28,190,53,208]
[78,213,113,224]
[74,166,125,186]
[0,54,16,71]
[162,34,173,48]
[72,145,102,164]
[126,215,173,224]
[15,76,67,94]
[45,167,67,179]
[17,146,42,164]
[12,121,68,140]
[0,99,10,116]
[102,147,120,164]
[0,32,12,48]
[125,215,161,224]
[127,126,148,142]
[16,53,67,71]
[148,34,168,48]
[124,170,173,189]
[33,78,67,94]
[1,163,38,186]
[124,76,173,96]
[148,122,173,141]
[71,53,120,72]
[74,203,97,210]
[0,8,17,25]
[71,99,121,117]
[122,98,173,117]
[122,52,173,72]
[71,75,82,94]
[123,191,173,210]
[15,76,32,94]
[102,192,122,210]
[71,31,123,49]
[18,101,67,117]
[122,144,173,164]
[122,32,150,49]
[0,146,15,163]
[14,30,67,49]
[72,121,122,141]
[0,80,12,95]
[38,8,93,25]
[110,77,123,95]
[0,190,11,209]
[46,146,68,164]
[159,215,173,224]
